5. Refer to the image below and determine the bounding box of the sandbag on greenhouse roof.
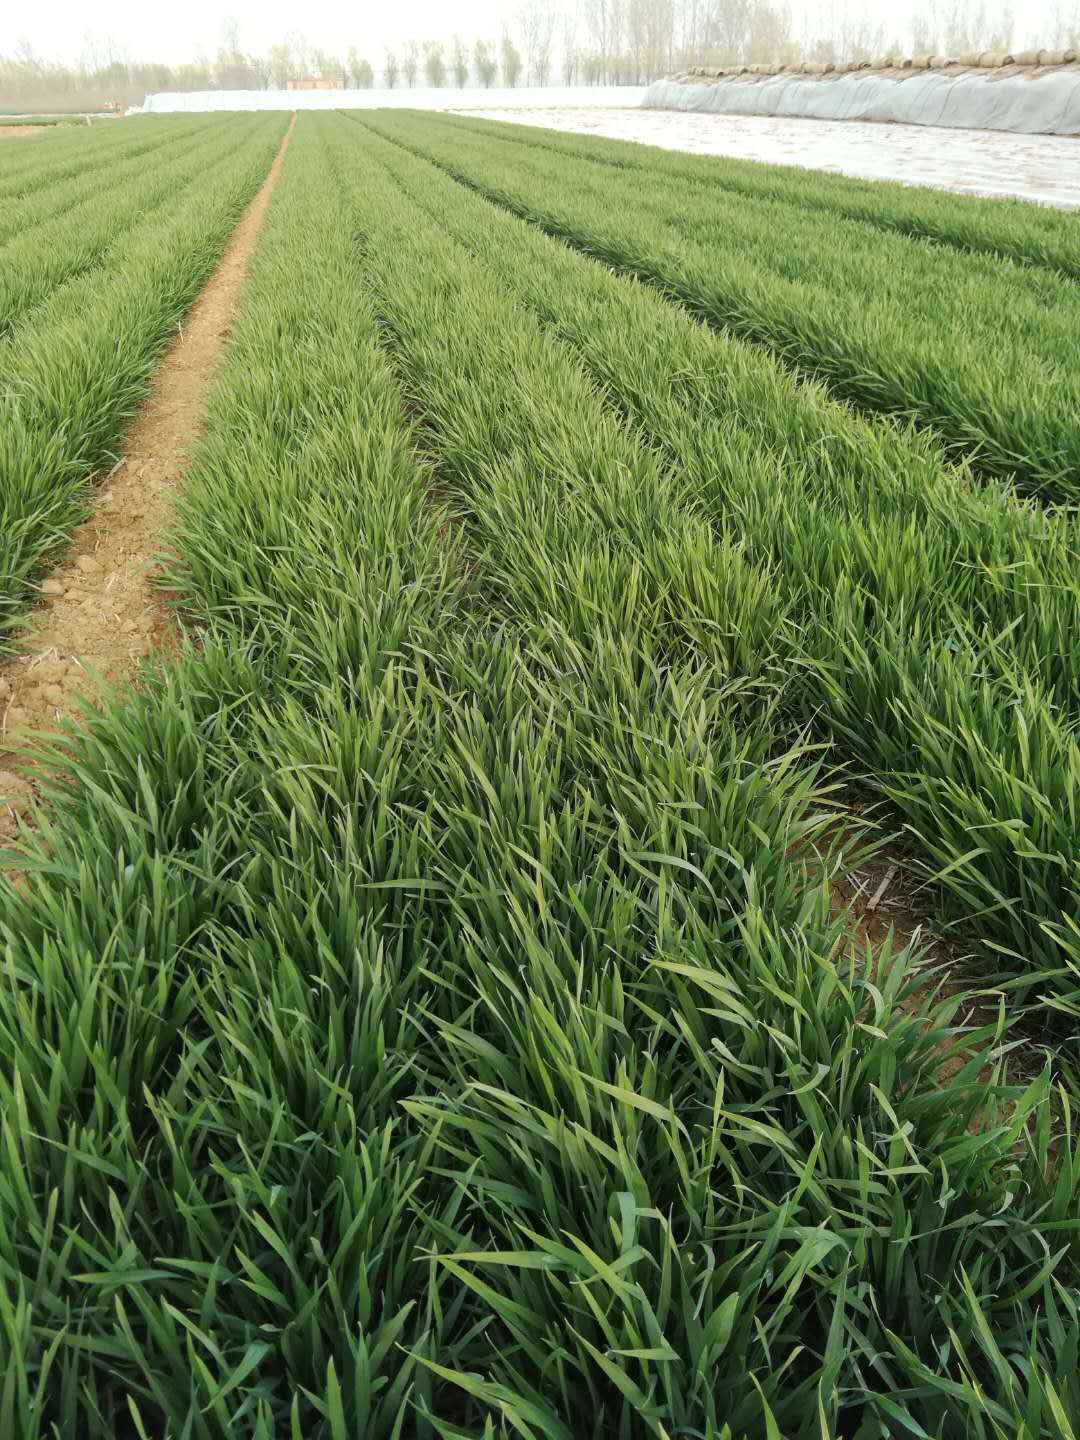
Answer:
[644,66,1080,136]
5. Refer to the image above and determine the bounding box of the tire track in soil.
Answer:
[0,115,295,851]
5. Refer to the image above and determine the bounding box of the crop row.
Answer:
[323,105,1080,1430]
[0,115,220,247]
[0,114,286,655]
[279,108,1080,1429]
[0,115,212,201]
[356,112,1080,1011]
[0,115,455,1436]
[385,111,1080,503]
[0,114,81,126]
[0,117,266,341]
[430,111,1080,280]
[2,110,1077,1436]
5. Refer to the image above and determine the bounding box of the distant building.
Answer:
[286,75,345,91]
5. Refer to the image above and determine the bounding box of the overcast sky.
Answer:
[5,0,499,65]
[1,0,1068,67]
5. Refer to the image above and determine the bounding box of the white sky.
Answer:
[4,1,504,65]
[0,0,1067,67]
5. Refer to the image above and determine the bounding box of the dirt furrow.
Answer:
[0,116,295,846]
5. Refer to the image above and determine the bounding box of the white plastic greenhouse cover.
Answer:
[143,85,646,114]
[644,70,1080,136]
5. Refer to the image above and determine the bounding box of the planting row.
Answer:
[0,114,286,655]
[432,111,1080,280]
[2,109,1077,1437]
[386,111,1080,502]
[356,111,1080,1016]
[0,115,219,247]
[0,115,211,201]
[0,117,265,340]
[0,114,81,126]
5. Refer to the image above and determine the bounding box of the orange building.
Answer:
[286,75,346,91]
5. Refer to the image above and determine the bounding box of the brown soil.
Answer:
[832,845,1042,1111]
[0,115,295,848]
[834,846,938,960]
[0,126,49,139]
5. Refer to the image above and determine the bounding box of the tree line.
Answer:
[2,1,1077,111]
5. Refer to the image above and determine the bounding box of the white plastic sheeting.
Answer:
[645,69,1080,136]
[144,85,646,114]
[473,106,1080,208]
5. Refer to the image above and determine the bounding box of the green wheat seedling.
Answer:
[1,113,1078,1439]
[0,114,287,655]
[383,110,1080,502]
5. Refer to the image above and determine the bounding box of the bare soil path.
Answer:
[0,115,295,845]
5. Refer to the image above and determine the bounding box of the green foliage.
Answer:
[473,39,497,87]
[423,41,447,88]
[500,36,523,86]
[0,119,258,339]
[356,110,1080,1010]
[0,113,84,126]
[2,112,1080,1437]
[0,116,217,198]
[427,111,1080,280]
[0,115,286,655]
[0,117,217,246]
[383,110,1080,502]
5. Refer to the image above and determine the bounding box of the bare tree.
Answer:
[309,48,342,79]
[646,0,675,78]
[520,0,557,84]
[942,0,1014,53]
[832,7,884,62]
[1048,0,1080,46]
[584,0,611,79]
[608,0,628,82]
[215,18,259,89]
[402,40,419,86]
[627,0,646,79]
[178,60,214,90]
[285,30,311,75]
[562,6,582,82]
[910,3,937,54]
[26,0,1034,111]
[220,17,241,58]
[690,0,709,66]
[748,0,795,62]
[709,0,751,64]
